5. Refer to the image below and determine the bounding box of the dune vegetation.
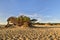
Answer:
[6,15,37,28]
[0,15,60,40]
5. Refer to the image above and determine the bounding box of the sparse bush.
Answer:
[6,15,35,28]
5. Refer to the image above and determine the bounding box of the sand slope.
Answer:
[0,27,60,40]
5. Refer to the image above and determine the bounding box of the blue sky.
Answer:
[0,0,60,24]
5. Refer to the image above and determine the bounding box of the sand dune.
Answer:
[0,26,60,40]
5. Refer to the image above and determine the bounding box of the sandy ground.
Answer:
[0,26,60,40]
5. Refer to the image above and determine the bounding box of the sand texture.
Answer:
[0,27,60,40]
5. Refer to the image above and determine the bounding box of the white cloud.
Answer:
[0,12,60,25]
[19,13,41,18]
[18,13,60,23]
[38,8,50,13]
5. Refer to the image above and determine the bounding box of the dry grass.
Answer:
[0,26,60,40]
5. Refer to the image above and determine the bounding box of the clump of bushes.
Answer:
[6,15,37,28]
